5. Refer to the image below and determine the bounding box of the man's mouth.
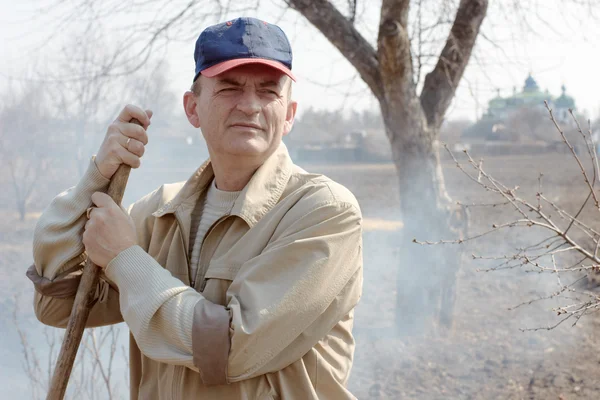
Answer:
[231,123,263,130]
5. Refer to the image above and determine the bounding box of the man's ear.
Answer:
[282,100,298,137]
[183,91,201,128]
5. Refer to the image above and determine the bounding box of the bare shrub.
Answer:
[0,84,55,221]
[422,103,600,330]
[13,297,127,400]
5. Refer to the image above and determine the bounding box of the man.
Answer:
[28,17,363,399]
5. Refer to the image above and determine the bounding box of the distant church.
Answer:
[483,74,576,125]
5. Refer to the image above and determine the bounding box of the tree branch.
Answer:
[377,0,413,103]
[286,0,383,100]
[420,0,488,129]
[381,0,410,27]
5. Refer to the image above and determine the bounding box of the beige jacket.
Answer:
[28,144,363,399]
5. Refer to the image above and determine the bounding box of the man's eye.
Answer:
[261,89,279,95]
[220,87,239,92]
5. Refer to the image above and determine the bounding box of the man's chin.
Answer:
[224,143,267,158]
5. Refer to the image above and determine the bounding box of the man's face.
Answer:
[184,64,297,163]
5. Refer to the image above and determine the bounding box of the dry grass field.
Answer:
[1,150,600,399]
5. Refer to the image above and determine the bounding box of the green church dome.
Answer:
[523,74,539,92]
[554,84,575,109]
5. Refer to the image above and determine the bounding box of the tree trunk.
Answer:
[289,0,487,334]
[382,103,465,334]
[375,0,484,333]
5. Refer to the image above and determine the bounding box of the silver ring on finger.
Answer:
[126,137,132,149]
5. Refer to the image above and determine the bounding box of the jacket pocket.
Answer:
[200,262,242,305]
[203,262,242,281]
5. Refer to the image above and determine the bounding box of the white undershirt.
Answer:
[189,179,240,285]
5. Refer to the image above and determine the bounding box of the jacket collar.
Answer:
[152,143,293,228]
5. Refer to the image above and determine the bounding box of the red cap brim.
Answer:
[201,58,296,82]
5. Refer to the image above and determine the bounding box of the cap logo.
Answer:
[226,21,233,26]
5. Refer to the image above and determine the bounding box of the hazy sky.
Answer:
[1,0,599,122]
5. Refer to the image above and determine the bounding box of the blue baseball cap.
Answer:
[193,17,296,83]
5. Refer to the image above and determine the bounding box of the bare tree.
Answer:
[49,20,122,178]
[0,83,55,221]
[281,0,486,332]
[123,60,179,132]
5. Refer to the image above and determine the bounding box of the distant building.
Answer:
[483,74,576,125]
[553,84,576,125]
[463,74,578,143]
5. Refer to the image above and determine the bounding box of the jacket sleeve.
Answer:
[29,157,123,328]
[103,196,362,385]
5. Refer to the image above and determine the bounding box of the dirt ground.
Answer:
[2,150,600,399]
[314,152,600,399]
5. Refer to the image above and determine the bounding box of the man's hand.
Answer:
[83,192,137,268]
[95,105,153,180]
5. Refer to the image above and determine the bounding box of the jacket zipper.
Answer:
[194,215,228,290]
[172,212,193,399]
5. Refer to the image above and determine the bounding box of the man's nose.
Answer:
[236,90,261,115]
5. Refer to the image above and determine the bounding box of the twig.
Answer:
[545,101,599,209]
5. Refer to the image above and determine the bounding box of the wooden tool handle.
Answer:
[47,118,141,400]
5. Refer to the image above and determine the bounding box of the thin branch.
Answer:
[545,101,600,209]
[414,219,534,245]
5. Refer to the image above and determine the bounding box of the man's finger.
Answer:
[122,137,145,157]
[91,192,118,210]
[116,104,152,128]
[119,123,148,146]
